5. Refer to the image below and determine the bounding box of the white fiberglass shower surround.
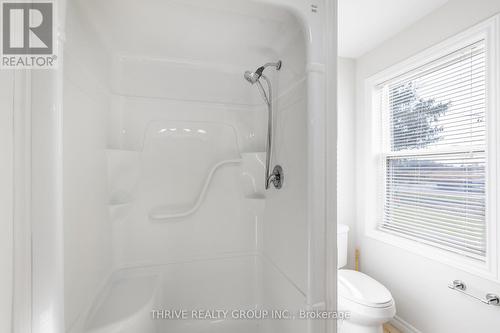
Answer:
[23,0,337,332]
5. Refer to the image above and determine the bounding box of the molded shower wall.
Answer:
[63,2,113,330]
[0,67,14,333]
[262,22,309,333]
[108,56,266,267]
[62,1,310,332]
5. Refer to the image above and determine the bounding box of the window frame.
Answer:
[364,15,500,281]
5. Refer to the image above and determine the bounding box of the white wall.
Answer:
[63,2,113,330]
[337,57,356,269]
[354,1,500,332]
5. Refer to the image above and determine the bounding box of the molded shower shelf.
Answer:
[240,152,266,199]
[108,193,134,206]
[106,149,141,206]
[149,158,241,220]
[244,197,266,214]
[108,198,134,221]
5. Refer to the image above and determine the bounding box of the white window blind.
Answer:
[379,40,487,260]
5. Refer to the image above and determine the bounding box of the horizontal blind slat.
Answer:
[389,75,485,104]
[380,221,485,246]
[379,38,487,261]
[384,208,486,233]
[381,225,486,258]
[387,196,484,216]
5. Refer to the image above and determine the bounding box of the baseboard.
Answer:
[391,315,422,333]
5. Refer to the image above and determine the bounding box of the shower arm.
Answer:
[257,62,282,76]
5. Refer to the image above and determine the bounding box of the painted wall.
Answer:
[354,1,500,332]
[337,57,356,269]
[63,2,113,330]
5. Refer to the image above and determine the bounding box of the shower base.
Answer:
[82,255,271,333]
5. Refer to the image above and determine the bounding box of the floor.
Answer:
[384,323,402,333]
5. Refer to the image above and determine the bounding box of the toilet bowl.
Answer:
[337,225,396,333]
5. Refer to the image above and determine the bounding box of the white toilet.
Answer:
[337,224,396,333]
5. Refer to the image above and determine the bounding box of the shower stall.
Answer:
[17,0,337,332]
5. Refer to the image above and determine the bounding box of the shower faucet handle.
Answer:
[267,165,283,189]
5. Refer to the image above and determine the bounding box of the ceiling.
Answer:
[339,0,450,58]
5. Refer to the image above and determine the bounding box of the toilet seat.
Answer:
[338,270,393,308]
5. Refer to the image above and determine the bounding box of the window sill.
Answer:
[365,226,499,283]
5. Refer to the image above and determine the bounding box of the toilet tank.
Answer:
[337,224,349,268]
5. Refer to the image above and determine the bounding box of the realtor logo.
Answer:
[1,0,57,68]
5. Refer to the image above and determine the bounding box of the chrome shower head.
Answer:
[244,70,260,84]
[244,60,282,85]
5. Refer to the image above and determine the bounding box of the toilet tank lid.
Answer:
[338,270,393,308]
[337,224,349,234]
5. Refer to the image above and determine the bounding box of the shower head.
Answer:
[244,70,260,84]
[243,60,282,85]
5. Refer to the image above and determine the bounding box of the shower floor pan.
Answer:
[83,256,267,333]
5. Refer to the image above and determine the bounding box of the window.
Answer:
[364,16,500,278]
[379,40,487,261]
